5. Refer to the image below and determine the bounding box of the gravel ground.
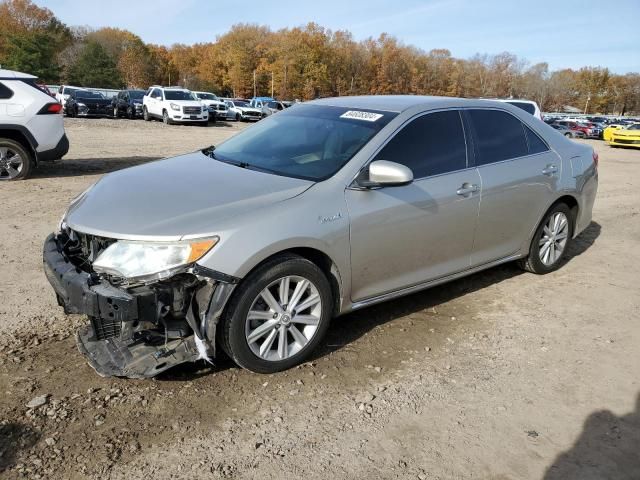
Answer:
[0,118,639,480]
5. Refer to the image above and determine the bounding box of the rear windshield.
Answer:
[165,90,195,100]
[210,105,397,181]
[506,101,536,115]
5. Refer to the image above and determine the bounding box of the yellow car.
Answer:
[608,123,640,148]
[603,124,623,141]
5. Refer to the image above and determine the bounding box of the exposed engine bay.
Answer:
[43,228,238,378]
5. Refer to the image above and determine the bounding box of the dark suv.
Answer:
[111,89,146,119]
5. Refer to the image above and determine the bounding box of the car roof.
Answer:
[307,95,517,113]
[0,68,36,79]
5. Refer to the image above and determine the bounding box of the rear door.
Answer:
[466,108,559,266]
[346,109,481,302]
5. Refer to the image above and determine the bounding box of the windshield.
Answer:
[627,124,640,130]
[234,101,249,107]
[197,93,217,100]
[130,90,144,100]
[164,90,196,101]
[506,101,536,115]
[76,91,105,99]
[210,105,397,181]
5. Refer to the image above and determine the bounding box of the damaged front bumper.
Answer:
[42,233,238,378]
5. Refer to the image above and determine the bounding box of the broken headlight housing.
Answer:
[93,237,218,282]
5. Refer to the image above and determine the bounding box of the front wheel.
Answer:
[564,132,572,138]
[143,107,150,121]
[0,138,33,181]
[113,106,119,118]
[162,110,170,125]
[219,254,333,373]
[235,113,241,121]
[127,106,134,119]
[518,203,573,274]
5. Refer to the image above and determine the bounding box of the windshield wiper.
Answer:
[202,146,253,169]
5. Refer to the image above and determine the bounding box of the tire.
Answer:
[0,138,33,181]
[113,106,119,118]
[127,106,134,119]
[143,107,150,121]
[518,203,574,274]
[200,121,209,127]
[564,132,572,138]
[162,110,171,125]
[235,113,241,122]
[219,254,333,373]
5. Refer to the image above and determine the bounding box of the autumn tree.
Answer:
[66,41,122,88]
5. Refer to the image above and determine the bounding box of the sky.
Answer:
[39,0,640,74]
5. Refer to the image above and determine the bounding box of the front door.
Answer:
[346,110,481,302]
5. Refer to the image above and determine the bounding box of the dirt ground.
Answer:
[1,117,639,480]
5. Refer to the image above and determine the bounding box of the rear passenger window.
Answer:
[0,82,13,99]
[469,109,528,164]
[375,110,467,178]
[524,125,549,154]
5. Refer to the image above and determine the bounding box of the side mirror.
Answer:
[360,160,413,188]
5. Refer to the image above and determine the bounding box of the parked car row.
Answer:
[543,113,640,148]
[54,84,296,125]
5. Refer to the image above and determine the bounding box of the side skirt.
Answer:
[348,253,522,313]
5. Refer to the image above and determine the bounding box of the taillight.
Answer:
[592,150,599,169]
[37,102,63,114]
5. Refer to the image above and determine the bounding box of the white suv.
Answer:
[193,91,229,121]
[0,69,69,180]
[143,86,208,125]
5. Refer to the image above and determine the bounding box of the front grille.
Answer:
[245,111,259,117]
[183,106,201,114]
[90,315,121,340]
[614,139,640,144]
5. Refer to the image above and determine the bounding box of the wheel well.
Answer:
[553,195,579,225]
[248,247,343,316]
[0,129,35,162]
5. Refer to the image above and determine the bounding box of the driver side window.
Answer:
[374,110,468,179]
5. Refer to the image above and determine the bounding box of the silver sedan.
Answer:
[44,96,598,377]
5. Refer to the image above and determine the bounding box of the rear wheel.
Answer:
[518,203,573,274]
[219,254,333,373]
[0,139,32,181]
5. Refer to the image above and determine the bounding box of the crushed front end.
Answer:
[42,228,237,378]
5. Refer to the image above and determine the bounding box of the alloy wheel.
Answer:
[538,212,569,266]
[245,275,322,361]
[0,146,24,180]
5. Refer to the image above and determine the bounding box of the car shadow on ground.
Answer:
[30,156,161,178]
[543,392,640,480]
[160,221,602,380]
[0,422,40,473]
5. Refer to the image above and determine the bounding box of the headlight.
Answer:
[77,102,86,107]
[170,103,180,111]
[93,237,218,281]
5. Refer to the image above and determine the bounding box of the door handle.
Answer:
[542,165,558,176]
[456,183,479,196]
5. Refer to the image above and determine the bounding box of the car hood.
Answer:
[237,107,261,112]
[65,151,314,240]
[613,129,640,137]
[201,100,225,106]
[78,98,111,105]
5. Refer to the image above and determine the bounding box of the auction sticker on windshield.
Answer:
[340,110,384,122]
